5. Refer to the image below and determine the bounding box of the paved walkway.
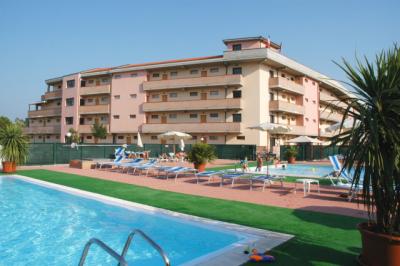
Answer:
[21,164,367,219]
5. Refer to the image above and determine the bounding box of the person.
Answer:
[255,154,263,172]
[241,157,249,172]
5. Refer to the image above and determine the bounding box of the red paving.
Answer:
[21,164,368,219]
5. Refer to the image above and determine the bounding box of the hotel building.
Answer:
[25,36,349,153]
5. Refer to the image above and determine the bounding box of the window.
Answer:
[169,92,178,98]
[189,114,198,119]
[232,44,242,51]
[210,90,219,96]
[210,68,219,73]
[114,95,120,100]
[79,118,85,125]
[101,116,107,121]
[57,101,61,106]
[305,98,309,102]
[312,100,316,104]
[118,136,124,140]
[114,75,121,79]
[113,115,120,119]
[291,117,296,121]
[281,73,286,78]
[133,136,138,140]
[86,136,92,139]
[270,115,275,123]
[87,117,92,122]
[232,67,242,75]
[237,136,245,140]
[130,73,138,77]
[281,115,287,120]
[88,80,94,84]
[38,136,42,139]
[87,98,94,103]
[291,96,295,101]
[189,91,198,97]
[305,78,309,82]
[151,136,158,140]
[233,90,242,98]
[313,119,316,123]
[305,118,309,121]
[101,96,108,102]
[56,118,60,122]
[151,94,160,99]
[46,135,50,139]
[66,98,74,106]
[130,114,136,119]
[151,115,159,119]
[209,113,219,118]
[101,78,109,83]
[80,99,85,106]
[65,117,73,125]
[130,94,137,98]
[80,80,86,87]
[169,114,177,119]
[192,136,197,140]
[190,69,199,75]
[47,119,51,123]
[232,113,242,122]
[269,92,274,101]
[269,70,275,78]
[152,73,160,78]
[209,136,218,140]
[66,80,75,88]
[170,71,178,76]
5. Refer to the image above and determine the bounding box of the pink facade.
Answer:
[60,74,80,142]
[301,77,319,136]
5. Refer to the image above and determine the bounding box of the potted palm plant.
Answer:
[0,123,29,173]
[187,143,217,172]
[285,146,298,164]
[332,45,400,266]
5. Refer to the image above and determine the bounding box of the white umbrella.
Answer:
[158,131,192,153]
[248,122,291,133]
[179,139,185,152]
[286,136,323,144]
[325,119,360,133]
[137,132,143,148]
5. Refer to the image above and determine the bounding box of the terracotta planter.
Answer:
[194,163,207,173]
[357,222,400,266]
[288,157,296,164]
[2,161,16,173]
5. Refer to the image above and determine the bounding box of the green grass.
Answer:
[12,169,362,265]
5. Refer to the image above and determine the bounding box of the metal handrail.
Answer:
[120,229,170,266]
[78,238,128,266]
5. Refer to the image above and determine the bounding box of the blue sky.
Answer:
[0,0,399,119]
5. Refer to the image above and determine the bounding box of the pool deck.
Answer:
[21,163,368,219]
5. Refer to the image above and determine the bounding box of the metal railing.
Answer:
[78,238,128,266]
[120,229,170,266]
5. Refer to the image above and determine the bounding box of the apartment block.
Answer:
[26,36,349,152]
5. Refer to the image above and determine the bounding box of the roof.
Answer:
[223,36,281,49]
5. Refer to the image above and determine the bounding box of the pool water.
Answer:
[249,164,333,177]
[0,177,245,265]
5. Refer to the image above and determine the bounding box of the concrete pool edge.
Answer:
[8,174,294,266]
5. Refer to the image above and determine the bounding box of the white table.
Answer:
[295,178,320,196]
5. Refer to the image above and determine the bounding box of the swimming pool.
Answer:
[248,164,333,177]
[0,176,290,265]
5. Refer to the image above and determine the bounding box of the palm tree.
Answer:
[332,45,400,264]
[0,123,29,172]
[91,121,107,144]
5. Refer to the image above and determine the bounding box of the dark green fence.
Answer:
[25,143,256,165]
[280,145,347,161]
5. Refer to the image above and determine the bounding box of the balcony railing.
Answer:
[23,125,61,134]
[269,77,304,95]
[79,124,109,134]
[80,85,111,96]
[269,100,305,115]
[28,108,62,118]
[79,104,110,115]
[143,98,242,112]
[143,75,243,91]
[41,90,62,101]
[142,122,242,133]
[319,110,342,122]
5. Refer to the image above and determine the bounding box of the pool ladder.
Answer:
[78,229,171,266]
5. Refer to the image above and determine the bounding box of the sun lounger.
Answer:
[165,167,197,182]
[195,170,224,184]
[116,158,144,172]
[220,172,248,187]
[250,175,284,191]
[130,159,158,176]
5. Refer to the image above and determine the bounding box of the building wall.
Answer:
[60,74,80,142]
[301,77,319,136]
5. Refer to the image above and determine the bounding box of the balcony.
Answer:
[80,84,111,96]
[28,108,61,118]
[143,98,242,112]
[142,122,242,133]
[319,91,338,103]
[320,110,342,122]
[269,100,305,115]
[269,77,304,95]
[143,75,243,91]
[41,90,62,101]
[23,125,61,134]
[320,130,335,138]
[79,104,110,115]
[79,124,109,134]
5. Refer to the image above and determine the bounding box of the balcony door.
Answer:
[126,136,132,144]
[162,95,168,102]
[161,116,167,124]
[201,71,207,77]
[201,92,207,100]
[96,80,100,86]
[200,114,207,123]
[95,97,100,105]
[162,74,168,80]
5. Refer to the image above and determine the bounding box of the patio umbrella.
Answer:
[286,136,323,144]
[248,122,291,134]
[325,119,360,133]
[158,131,192,153]
[179,138,185,152]
[137,132,143,148]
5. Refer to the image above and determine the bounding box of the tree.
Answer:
[0,116,12,130]
[332,44,400,235]
[67,128,80,143]
[14,118,28,128]
[91,121,107,144]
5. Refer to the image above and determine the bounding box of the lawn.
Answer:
[13,169,362,265]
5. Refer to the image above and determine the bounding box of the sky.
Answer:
[0,0,399,120]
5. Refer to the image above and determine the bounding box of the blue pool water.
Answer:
[0,177,244,265]
[249,164,333,177]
